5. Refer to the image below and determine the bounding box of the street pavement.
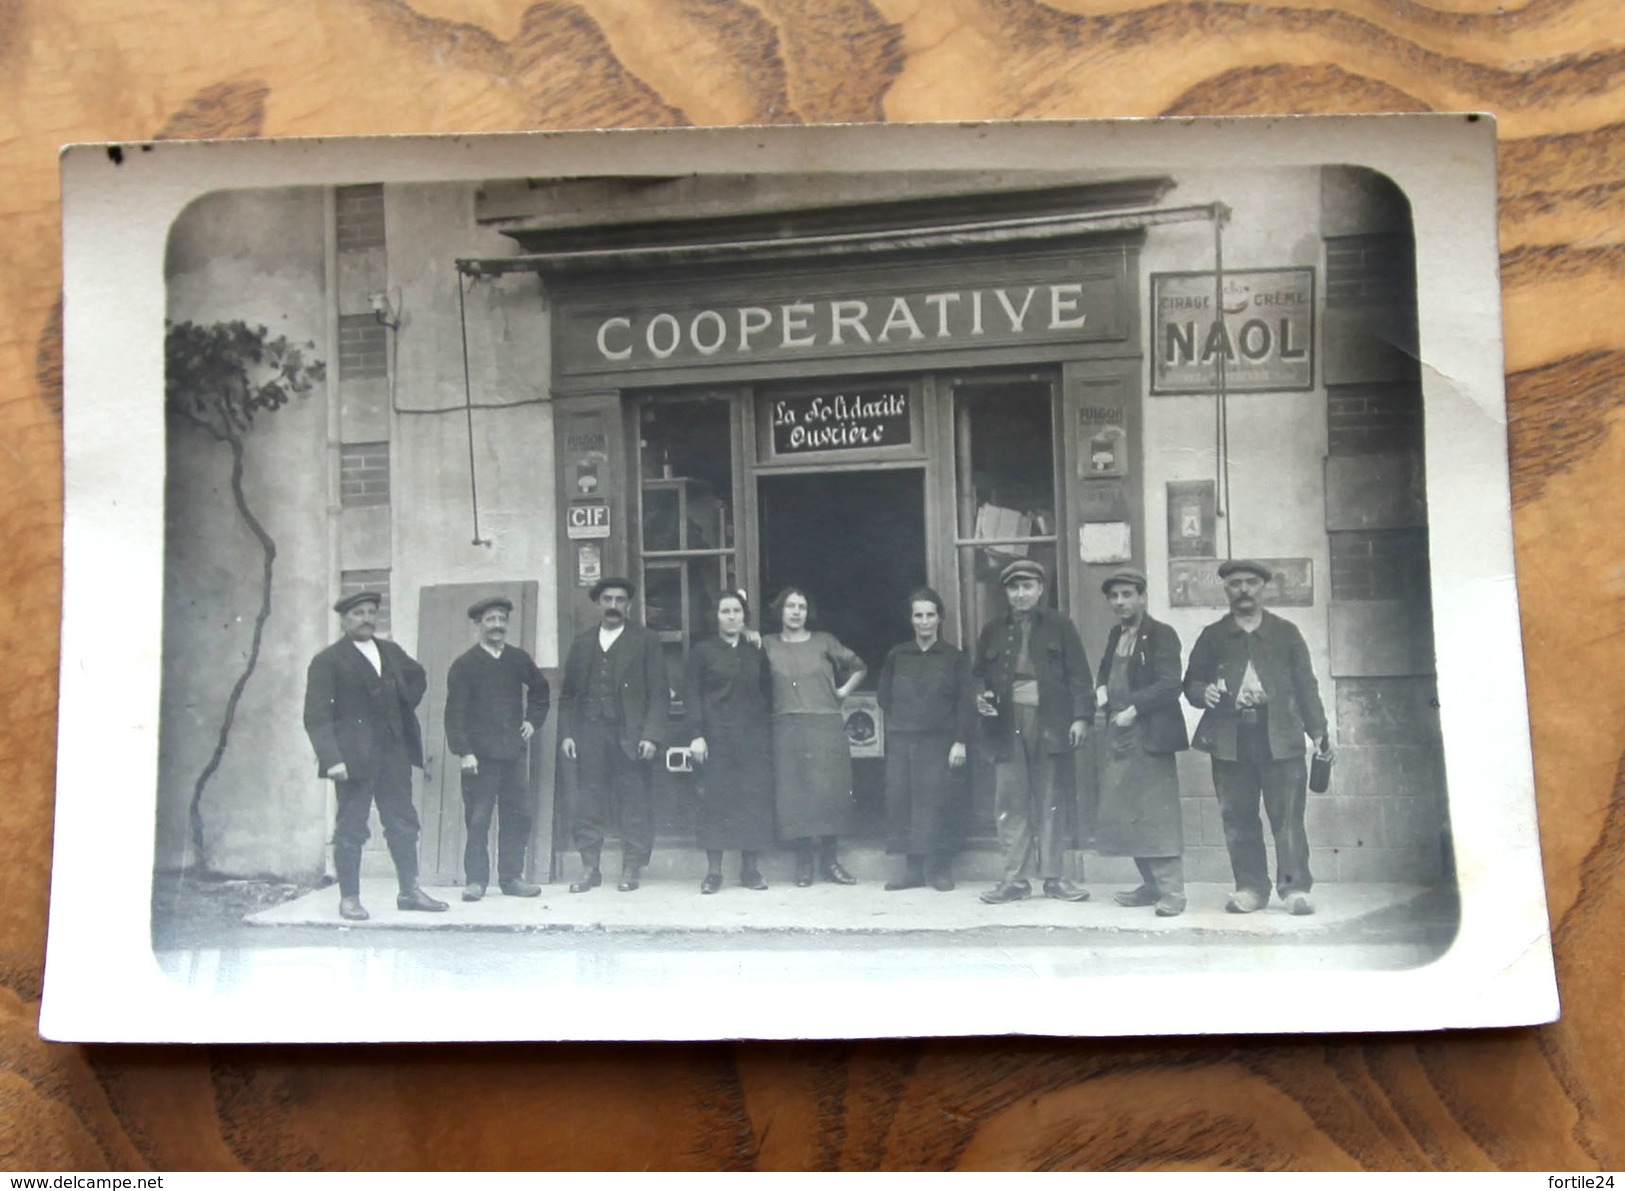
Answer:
[246,875,1434,940]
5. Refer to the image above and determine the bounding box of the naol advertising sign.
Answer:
[1151,268,1315,394]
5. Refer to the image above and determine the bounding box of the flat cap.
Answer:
[334,591,382,615]
[999,558,1047,587]
[588,576,636,602]
[1217,558,1274,583]
[1100,567,1148,594]
[468,595,513,620]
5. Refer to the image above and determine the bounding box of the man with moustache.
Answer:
[558,577,669,893]
[444,595,551,902]
[1184,560,1334,915]
[1093,568,1190,917]
[303,591,448,921]
[973,559,1093,905]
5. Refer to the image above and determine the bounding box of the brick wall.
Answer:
[1325,233,1416,306]
[1317,167,1449,888]
[335,184,386,252]
[337,314,388,381]
[339,442,391,507]
[1328,382,1423,456]
[1328,528,1430,602]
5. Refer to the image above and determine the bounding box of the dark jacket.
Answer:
[680,635,772,740]
[303,636,427,780]
[1182,609,1328,760]
[973,607,1092,758]
[876,638,976,742]
[559,623,669,757]
[444,644,550,762]
[1096,615,1190,755]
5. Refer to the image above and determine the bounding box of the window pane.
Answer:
[642,485,681,551]
[954,379,1059,638]
[955,379,1056,541]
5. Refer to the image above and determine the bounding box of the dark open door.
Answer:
[415,581,553,886]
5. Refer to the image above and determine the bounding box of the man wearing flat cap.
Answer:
[973,558,1093,904]
[558,577,669,893]
[1184,559,1333,915]
[303,591,447,921]
[1094,568,1190,916]
[444,595,551,902]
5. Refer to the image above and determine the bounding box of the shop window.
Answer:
[953,377,1059,638]
[634,394,737,700]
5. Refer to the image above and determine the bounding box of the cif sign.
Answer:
[566,501,611,540]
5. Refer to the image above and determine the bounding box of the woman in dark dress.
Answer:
[682,590,776,893]
[876,586,974,892]
[761,587,867,887]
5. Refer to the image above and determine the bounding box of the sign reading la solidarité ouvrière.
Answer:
[770,388,911,454]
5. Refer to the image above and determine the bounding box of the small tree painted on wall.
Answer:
[166,320,326,877]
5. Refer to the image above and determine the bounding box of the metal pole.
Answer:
[1212,204,1233,559]
[457,273,488,546]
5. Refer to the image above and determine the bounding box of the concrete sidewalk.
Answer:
[247,876,1432,939]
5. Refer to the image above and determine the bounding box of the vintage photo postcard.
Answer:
[43,115,1556,1043]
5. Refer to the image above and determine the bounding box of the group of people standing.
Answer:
[302,553,1333,921]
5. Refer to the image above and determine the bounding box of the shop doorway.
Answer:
[757,469,927,677]
[757,467,927,838]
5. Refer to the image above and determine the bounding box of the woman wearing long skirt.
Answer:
[875,587,974,891]
[682,590,776,893]
[761,587,867,886]
[1093,567,1190,916]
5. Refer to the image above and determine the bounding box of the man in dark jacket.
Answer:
[558,577,669,893]
[1093,568,1190,916]
[973,559,1093,904]
[1183,559,1334,915]
[303,591,448,921]
[444,595,551,902]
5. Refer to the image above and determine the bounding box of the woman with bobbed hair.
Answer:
[876,586,973,891]
[681,589,776,893]
[761,586,867,886]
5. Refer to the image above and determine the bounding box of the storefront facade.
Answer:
[158,166,1447,892]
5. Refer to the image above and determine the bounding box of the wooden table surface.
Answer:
[4,0,1622,1171]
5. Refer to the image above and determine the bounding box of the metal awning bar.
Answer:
[456,202,1222,277]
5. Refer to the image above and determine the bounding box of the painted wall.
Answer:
[384,183,557,668]
[158,187,332,878]
[1133,167,1336,883]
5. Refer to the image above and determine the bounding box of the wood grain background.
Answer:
[4,0,1622,1170]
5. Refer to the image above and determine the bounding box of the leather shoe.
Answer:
[500,879,542,898]
[979,879,1031,904]
[1154,894,1187,917]
[1286,892,1315,916]
[740,868,768,891]
[822,861,857,885]
[885,872,925,892]
[338,896,369,921]
[617,866,642,892]
[931,871,956,892]
[461,882,486,902]
[397,887,449,912]
[794,856,815,887]
[1226,889,1266,914]
[1043,878,1091,902]
[568,868,601,894]
[701,872,723,895]
[1113,885,1157,908]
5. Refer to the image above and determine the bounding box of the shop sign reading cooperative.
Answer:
[555,262,1128,377]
